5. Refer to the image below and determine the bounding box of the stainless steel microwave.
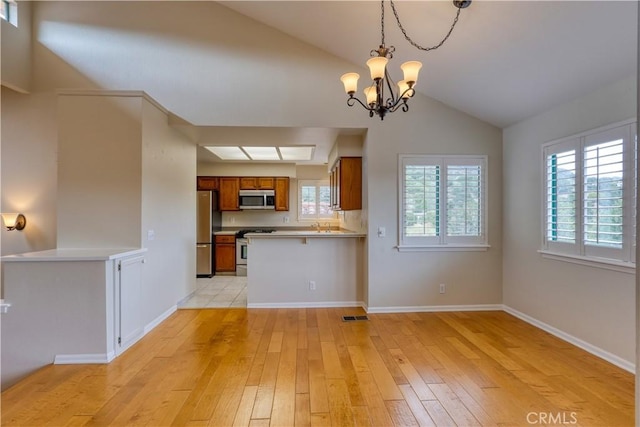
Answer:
[239,189,275,210]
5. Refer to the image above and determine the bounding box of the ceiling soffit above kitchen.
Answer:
[205,145,315,162]
[197,126,366,165]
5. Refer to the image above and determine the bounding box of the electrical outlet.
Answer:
[309,280,316,291]
[439,283,446,294]
[229,216,235,224]
[283,216,290,223]
[147,230,155,241]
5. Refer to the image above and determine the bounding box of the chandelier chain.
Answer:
[389,0,463,52]
[380,0,385,46]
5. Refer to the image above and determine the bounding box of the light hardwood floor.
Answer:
[1,308,634,426]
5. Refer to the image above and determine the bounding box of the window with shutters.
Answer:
[1,0,17,26]
[398,155,488,251]
[541,120,636,267]
[298,180,333,220]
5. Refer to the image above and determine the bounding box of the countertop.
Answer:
[246,230,366,239]
[213,231,237,236]
[1,248,147,262]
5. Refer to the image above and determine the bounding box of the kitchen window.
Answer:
[398,155,488,251]
[541,119,636,269]
[298,180,333,220]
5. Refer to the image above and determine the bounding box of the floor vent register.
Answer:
[341,315,369,322]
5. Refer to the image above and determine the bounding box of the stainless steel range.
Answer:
[235,229,275,276]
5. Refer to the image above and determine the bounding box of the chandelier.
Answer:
[340,0,472,120]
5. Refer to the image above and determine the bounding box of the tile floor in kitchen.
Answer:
[178,275,247,308]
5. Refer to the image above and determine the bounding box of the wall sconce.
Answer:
[1,213,26,231]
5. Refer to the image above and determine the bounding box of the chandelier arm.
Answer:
[387,96,409,113]
[384,68,398,108]
[389,0,463,52]
[347,95,376,112]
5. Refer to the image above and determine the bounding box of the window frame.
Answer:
[398,154,489,252]
[540,119,636,270]
[1,0,17,26]
[297,179,333,221]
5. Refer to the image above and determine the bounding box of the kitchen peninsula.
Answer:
[245,230,366,308]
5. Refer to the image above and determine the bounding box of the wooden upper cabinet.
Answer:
[239,177,275,190]
[218,178,240,211]
[197,176,219,191]
[274,177,289,211]
[331,157,362,211]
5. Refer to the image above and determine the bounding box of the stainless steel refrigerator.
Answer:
[196,190,222,277]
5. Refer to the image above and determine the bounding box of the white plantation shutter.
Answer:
[446,165,482,237]
[542,121,635,263]
[583,140,623,247]
[582,126,631,260]
[399,155,487,249]
[443,158,486,245]
[544,139,579,255]
[298,180,332,220]
[402,159,440,245]
[546,149,576,243]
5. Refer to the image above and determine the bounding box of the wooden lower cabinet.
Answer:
[215,234,236,272]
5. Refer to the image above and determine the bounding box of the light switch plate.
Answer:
[377,226,386,238]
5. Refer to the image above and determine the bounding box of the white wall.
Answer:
[57,94,143,248]
[503,76,637,366]
[248,236,364,306]
[365,98,503,310]
[1,1,31,92]
[1,260,113,389]
[141,98,197,322]
[0,88,57,256]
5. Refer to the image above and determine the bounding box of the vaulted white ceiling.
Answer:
[220,0,637,129]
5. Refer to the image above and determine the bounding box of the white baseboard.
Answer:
[54,352,115,364]
[247,301,366,309]
[54,305,177,365]
[366,304,503,314]
[503,305,635,373]
[144,305,177,335]
[176,291,195,307]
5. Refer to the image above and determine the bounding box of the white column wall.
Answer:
[141,98,197,323]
